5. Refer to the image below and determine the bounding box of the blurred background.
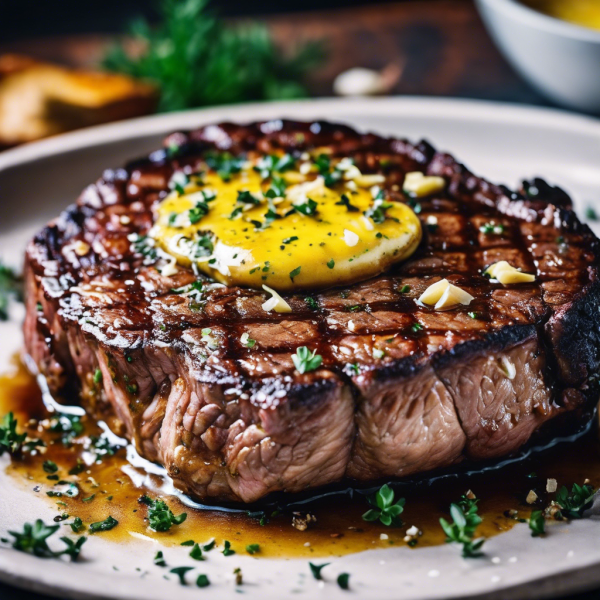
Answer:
[1,0,570,151]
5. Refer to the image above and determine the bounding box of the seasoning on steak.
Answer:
[23,120,600,503]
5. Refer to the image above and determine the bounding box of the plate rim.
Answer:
[2,96,600,173]
[2,95,600,600]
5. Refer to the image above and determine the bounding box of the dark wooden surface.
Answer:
[0,0,549,107]
[0,1,594,599]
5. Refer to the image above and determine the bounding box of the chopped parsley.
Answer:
[294,198,318,216]
[555,483,596,518]
[0,262,21,321]
[327,259,335,269]
[479,222,505,235]
[411,322,423,332]
[246,543,260,555]
[170,566,194,585]
[196,574,210,588]
[204,151,244,181]
[335,194,359,212]
[154,550,167,566]
[222,540,235,556]
[309,562,330,580]
[314,154,343,188]
[364,200,396,224]
[529,510,545,536]
[0,413,26,456]
[180,539,195,546]
[203,539,216,551]
[93,369,103,385]
[283,236,299,244]
[292,346,323,374]
[89,516,119,533]
[289,266,302,281]
[140,496,187,532]
[304,296,319,311]
[362,484,405,527]
[399,284,410,293]
[43,460,59,474]
[241,332,256,348]
[49,413,84,446]
[586,206,598,221]
[9,519,86,561]
[337,573,350,590]
[189,543,204,561]
[254,154,295,179]
[70,517,84,534]
[439,494,485,558]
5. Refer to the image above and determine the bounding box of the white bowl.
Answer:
[476,0,600,113]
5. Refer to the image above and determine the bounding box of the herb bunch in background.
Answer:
[0,262,21,321]
[103,0,325,113]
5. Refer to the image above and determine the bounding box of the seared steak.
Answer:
[23,120,600,503]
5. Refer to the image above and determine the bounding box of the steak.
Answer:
[23,119,600,503]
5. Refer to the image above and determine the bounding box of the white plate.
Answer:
[1,97,600,600]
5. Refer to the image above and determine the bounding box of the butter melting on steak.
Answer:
[24,120,600,503]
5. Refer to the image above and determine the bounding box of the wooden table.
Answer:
[0,0,548,106]
[0,2,592,599]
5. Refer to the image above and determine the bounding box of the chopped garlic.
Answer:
[526,490,538,504]
[547,478,558,493]
[160,256,179,277]
[406,525,419,536]
[262,285,292,313]
[361,216,375,231]
[419,279,450,305]
[345,180,358,191]
[499,356,516,380]
[380,533,389,540]
[435,283,474,310]
[343,229,359,247]
[299,162,313,175]
[485,261,535,284]
[403,171,446,197]
[342,164,362,180]
[418,279,473,310]
[373,348,385,359]
[355,174,386,187]
[119,215,131,225]
[426,215,438,226]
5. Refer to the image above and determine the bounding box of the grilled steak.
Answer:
[23,120,600,503]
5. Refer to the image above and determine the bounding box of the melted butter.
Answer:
[152,161,421,291]
[522,0,600,31]
[3,359,600,558]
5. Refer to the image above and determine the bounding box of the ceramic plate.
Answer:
[1,97,600,600]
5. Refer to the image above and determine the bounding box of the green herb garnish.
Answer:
[143,497,187,532]
[292,346,323,374]
[289,266,301,281]
[189,543,204,561]
[246,543,260,555]
[170,566,194,585]
[0,262,21,321]
[9,520,86,561]
[327,259,335,269]
[222,540,235,556]
[439,496,485,558]
[70,517,84,533]
[154,550,167,567]
[294,198,318,216]
[362,484,405,527]
[337,573,350,590]
[196,574,210,588]
[335,194,359,212]
[89,516,118,533]
[103,0,324,112]
[529,510,545,537]
[555,483,596,518]
[309,562,330,580]
[0,413,26,456]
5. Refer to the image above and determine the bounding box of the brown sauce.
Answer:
[2,357,599,559]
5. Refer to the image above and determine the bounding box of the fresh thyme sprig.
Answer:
[103,0,325,112]
[9,520,86,561]
[440,494,485,557]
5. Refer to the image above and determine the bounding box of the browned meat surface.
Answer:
[23,120,600,503]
